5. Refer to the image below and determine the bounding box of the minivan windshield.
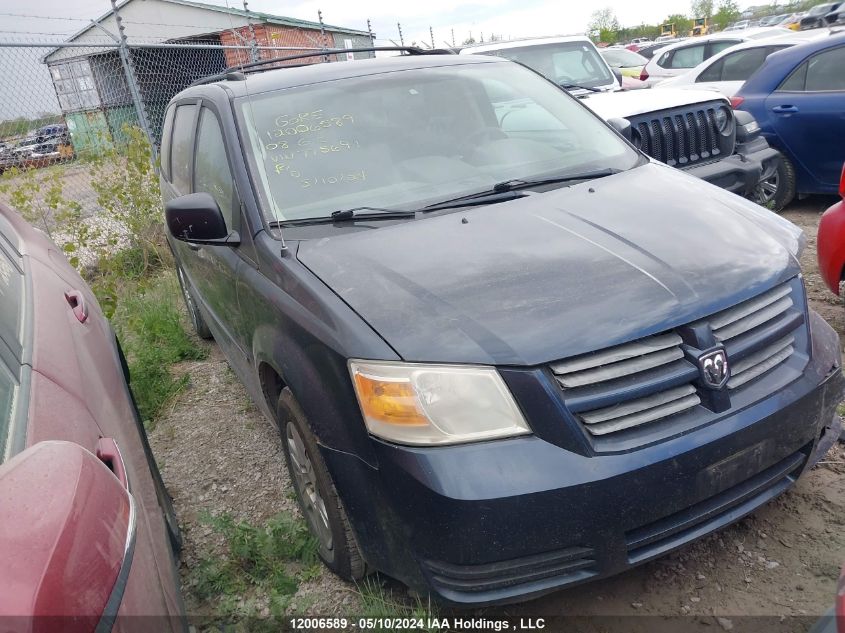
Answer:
[237,61,639,224]
[475,42,616,89]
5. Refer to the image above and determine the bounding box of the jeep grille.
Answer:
[628,102,735,168]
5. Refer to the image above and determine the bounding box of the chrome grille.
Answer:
[728,335,795,390]
[704,283,799,390]
[580,385,700,435]
[551,333,700,437]
[709,284,793,342]
[551,280,806,440]
[550,333,683,388]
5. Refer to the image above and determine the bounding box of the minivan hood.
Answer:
[298,163,801,366]
[583,88,729,118]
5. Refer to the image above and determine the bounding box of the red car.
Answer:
[0,203,185,632]
[808,563,845,633]
[818,164,845,297]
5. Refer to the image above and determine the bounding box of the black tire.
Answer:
[276,389,367,581]
[175,265,212,340]
[751,154,796,212]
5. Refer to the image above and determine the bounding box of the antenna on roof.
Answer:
[397,22,404,46]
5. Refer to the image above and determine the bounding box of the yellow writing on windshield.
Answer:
[265,110,355,139]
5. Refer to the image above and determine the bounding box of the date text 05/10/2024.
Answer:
[288,618,547,631]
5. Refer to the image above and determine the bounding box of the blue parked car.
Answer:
[734,32,845,202]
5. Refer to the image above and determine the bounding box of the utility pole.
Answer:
[429,26,435,48]
[451,28,455,46]
[397,22,404,46]
[367,19,375,45]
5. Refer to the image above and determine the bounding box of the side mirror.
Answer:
[611,68,624,85]
[607,117,633,142]
[0,441,135,624]
[165,192,240,246]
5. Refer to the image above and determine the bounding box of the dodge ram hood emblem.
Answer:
[699,349,729,389]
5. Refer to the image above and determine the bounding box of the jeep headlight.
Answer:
[714,106,732,135]
[349,361,530,445]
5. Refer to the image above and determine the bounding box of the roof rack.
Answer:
[189,46,455,87]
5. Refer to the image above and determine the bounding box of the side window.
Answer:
[709,40,741,56]
[698,58,724,82]
[805,47,845,91]
[721,48,768,81]
[0,246,22,345]
[194,108,236,230]
[170,104,198,194]
[779,61,808,91]
[669,44,706,69]
[0,360,17,457]
[159,105,176,181]
[657,51,672,67]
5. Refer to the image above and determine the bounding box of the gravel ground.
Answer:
[148,195,845,626]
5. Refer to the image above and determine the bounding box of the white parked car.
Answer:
[640,28,793,84]
[459,36,788,207]
[654,32,822,97]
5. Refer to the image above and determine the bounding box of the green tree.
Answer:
[691,0,715,18]
[588,7,621,43]
[712,0,741,30]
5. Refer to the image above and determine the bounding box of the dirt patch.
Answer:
[148,347,360,617]
[148,195,845,623]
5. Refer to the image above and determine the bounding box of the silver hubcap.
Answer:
[286,422,333,553]
[753,169,780,206]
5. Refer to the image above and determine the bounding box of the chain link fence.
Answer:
[0,38,332,263]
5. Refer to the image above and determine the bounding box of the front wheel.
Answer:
[277,389,367,580]
[751,155,795,212]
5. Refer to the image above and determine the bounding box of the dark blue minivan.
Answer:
[160,49,844,605]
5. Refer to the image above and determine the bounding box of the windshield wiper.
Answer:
[491,167,621,193]
[560,83,603,93]
[272,206,416,227]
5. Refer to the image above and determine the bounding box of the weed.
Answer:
[190,511,319,622]
[356,578,440,632]
[111,272,207,426]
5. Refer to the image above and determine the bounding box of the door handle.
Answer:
[64,289,88,323]
[96,437,129,489]
[772,105,798,114]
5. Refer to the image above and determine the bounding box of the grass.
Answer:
[356,578,440,632]
[110,269,207,427]
[191,512,320,624]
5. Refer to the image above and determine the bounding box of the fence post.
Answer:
[109,0,157,164]
[242,0,259,63]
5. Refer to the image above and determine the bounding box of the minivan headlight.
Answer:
[348,361,531,446]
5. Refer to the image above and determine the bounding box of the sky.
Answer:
[0,0,759,46]
[0,0,761,119]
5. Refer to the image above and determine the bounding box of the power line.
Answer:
[0,12,90,21]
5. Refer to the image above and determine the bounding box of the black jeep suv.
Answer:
[161,50,843,605]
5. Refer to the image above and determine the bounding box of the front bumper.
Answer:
[684,141,781,197]
[323,313,844,606]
